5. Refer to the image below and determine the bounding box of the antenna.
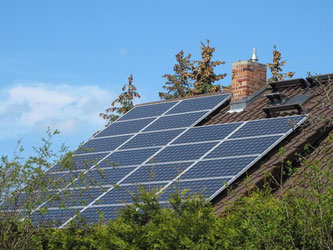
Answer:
[250,48,258,62]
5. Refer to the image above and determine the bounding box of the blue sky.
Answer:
[0,0,332,158]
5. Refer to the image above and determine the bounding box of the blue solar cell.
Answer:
[1,192,29,210]
[97,183,166,204]
[76,135,132,154]
[81,206,124,224]
[50,153,108,172]
[144,111,207,132]
[44,172,68,183]
[159,178,231,201]
[181,156,257,179]
[43,172,80,189]
[172,123,242,144]
[30,208,78,226]
[166,94,230,115]
[123,162,193,183]
[230,115,305,139]
[45,187,105,208]
[72,153,109,171]
[205,136,281,159]
[72,167,133,187]
[149,142,218,164]
[104,147,160,167]
[95,118,155,137]
[118,101,178,121]
[120,129,184,149]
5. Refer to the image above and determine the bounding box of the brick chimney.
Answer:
[229,49,267,112]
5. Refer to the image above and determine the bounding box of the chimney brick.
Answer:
[231,60,267,102]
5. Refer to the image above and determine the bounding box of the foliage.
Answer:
[267,45,295,82]
[100,74,141,126]
[159,50,194,100]
[189,40,226,94]
[45,149,333,249]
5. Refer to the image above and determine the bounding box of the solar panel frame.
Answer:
[42,114,306,228]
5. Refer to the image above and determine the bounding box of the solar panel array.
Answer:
[30,93,307,227]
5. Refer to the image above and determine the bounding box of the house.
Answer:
[31,52,333,226]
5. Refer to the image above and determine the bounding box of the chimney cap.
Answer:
[250,48,258,62]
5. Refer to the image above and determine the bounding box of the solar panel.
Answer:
[143,111,207,132]
[230,115,304,139]
[149,142,218,163]
[96,183,165,204]
[30,209,78,226]
[159,178,231,201]
[181,157,257,179]
[45,172,81,189]
[50,153,109,172]
[103,147,161,167]
[76,135,132,154]
[122,162,193,183]
[172,123,242,144]
[95,118,155,137]
[166,94,230,115]
[118,101,178,121]
[205,136,281,159]
[81,206,124,223]
[44,188,105,208]
[120,129,185,149]
[33,93,306,227]
[72,168,134,187]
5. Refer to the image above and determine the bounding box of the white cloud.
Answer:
[0,83,116,139]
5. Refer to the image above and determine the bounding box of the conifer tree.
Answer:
[100,74,141,126]
[267,45,295,82]
[190,40,226,94]
[159,50,194,100]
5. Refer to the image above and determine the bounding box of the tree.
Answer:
[100,74,141,126]
[0,129,80,249]
[189,40,226,94]
[267,45,295,82]
[159,50,194,100]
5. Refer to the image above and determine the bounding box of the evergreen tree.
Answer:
[267,45,295,82]
[100,74,141,126]
[190,40,226,94]
[159,50,194,100]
